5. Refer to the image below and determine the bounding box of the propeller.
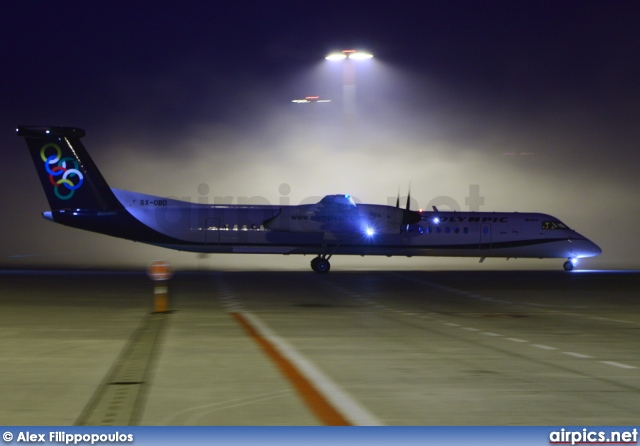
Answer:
[395,183,421,225]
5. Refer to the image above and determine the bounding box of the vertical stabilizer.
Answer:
[17,126,123,211]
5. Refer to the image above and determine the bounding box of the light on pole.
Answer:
[325,50,373,116]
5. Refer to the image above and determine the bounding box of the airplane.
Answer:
[17,126,602,273]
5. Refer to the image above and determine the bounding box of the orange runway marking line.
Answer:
[231,312,351,426]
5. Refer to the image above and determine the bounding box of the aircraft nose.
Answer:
[576,237,602,257]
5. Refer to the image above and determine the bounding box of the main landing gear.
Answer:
[310,241,340,273]
[310,256,331,274]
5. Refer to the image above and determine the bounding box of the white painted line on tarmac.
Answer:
[563,352,593,359]
[532,344,557,350]
[506,337,528,343]
[344,274,640,377]
[600,361,637,369]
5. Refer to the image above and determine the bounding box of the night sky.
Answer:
[2,1,639,270]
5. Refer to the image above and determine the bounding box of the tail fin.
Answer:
[17,126,123,211]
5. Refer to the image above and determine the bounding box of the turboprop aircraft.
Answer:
[17,126,601,273]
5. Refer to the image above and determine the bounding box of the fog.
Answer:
[2,2,638,270]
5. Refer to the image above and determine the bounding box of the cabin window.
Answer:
[463,227,469,234]
[454,227,459,234]
[445,227,450,234]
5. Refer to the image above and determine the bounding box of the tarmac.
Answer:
[1,269,639,425]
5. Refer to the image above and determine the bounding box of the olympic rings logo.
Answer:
[40,143,84,200]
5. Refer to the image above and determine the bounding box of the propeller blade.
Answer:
[400,182,420,225]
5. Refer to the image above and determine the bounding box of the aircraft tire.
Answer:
[563,260,574,271]
[314,258,330,274]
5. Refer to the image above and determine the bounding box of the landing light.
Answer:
[570,258,579,266]
[432,217,440,224]
[365,227,375,237]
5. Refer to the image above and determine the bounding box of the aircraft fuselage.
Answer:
[19,126,601,273]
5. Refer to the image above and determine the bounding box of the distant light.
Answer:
[45,130,50,134]
[292,96,331,103]
[365,227,375,237]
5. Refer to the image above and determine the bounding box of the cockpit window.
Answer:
[542,221,569,230]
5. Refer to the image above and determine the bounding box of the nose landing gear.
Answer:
[563,259,577,271]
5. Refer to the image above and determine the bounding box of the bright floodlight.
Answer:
[326,50,373,61]
[365,227,375,237]
[326,53,347,61]
[349,52,373,60]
